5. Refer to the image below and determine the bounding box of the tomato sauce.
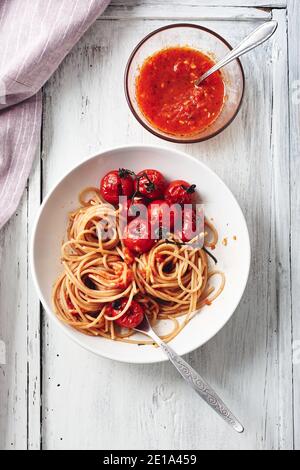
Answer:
[136,47,225,136]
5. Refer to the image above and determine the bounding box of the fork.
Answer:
[134,315,244,433]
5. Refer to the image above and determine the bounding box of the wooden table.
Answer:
[0,0,299,450]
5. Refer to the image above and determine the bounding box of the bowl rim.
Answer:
[124,22,245,144]
[30,144,251,364]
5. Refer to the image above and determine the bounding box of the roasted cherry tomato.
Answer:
[120,196,148,222]
[164,180,196,206]
[175,208,203,242]
[148,199,181,232]
[123,218,155,254]
[134,169,166,200]
[100,168,134,205]
[181,209,196,242]
[108,298,144,329]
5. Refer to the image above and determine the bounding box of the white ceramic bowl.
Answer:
[30,145,250,364]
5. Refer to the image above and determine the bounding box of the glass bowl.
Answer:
[124,23,245,143]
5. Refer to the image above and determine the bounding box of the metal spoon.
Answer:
[195,20,278,86]
[134,315,244,433]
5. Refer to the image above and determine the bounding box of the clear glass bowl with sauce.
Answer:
[124,23,245,143]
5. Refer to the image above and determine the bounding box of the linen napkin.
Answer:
[0,0,110,229]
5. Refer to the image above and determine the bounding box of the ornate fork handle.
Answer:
[158,340,244,433]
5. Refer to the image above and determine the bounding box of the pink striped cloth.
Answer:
[0,0,110,229]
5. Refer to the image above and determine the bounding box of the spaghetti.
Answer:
[52,187,225,344]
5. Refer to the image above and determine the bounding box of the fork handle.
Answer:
[195,20,278,86]
[155,336,244,433]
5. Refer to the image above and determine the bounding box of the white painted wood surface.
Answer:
[0,0,298,450]
[288,0,300,452]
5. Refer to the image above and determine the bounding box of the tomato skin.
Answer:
[100,169,134,205]
[181,209,196,242]
[134,169,166,200]
[120,196,148,222]
[175,207,203,242]
[148,199,181,232]
[123,218,155,254]
[164,180,196,206]
[108,298,144,328]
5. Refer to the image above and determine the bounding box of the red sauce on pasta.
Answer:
[136,47,225,136]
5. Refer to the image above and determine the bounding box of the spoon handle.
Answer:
[195,20,278,86]
[156,336,244,433]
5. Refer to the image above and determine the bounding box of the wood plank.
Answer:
[288,0,300,451]
[101,3,272,20]
[109,0,286,9]
[41,11,291,449]
[271,8,293,450]
[0,149,41,450]
[27,147,42,450]
[0,192,28,450]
